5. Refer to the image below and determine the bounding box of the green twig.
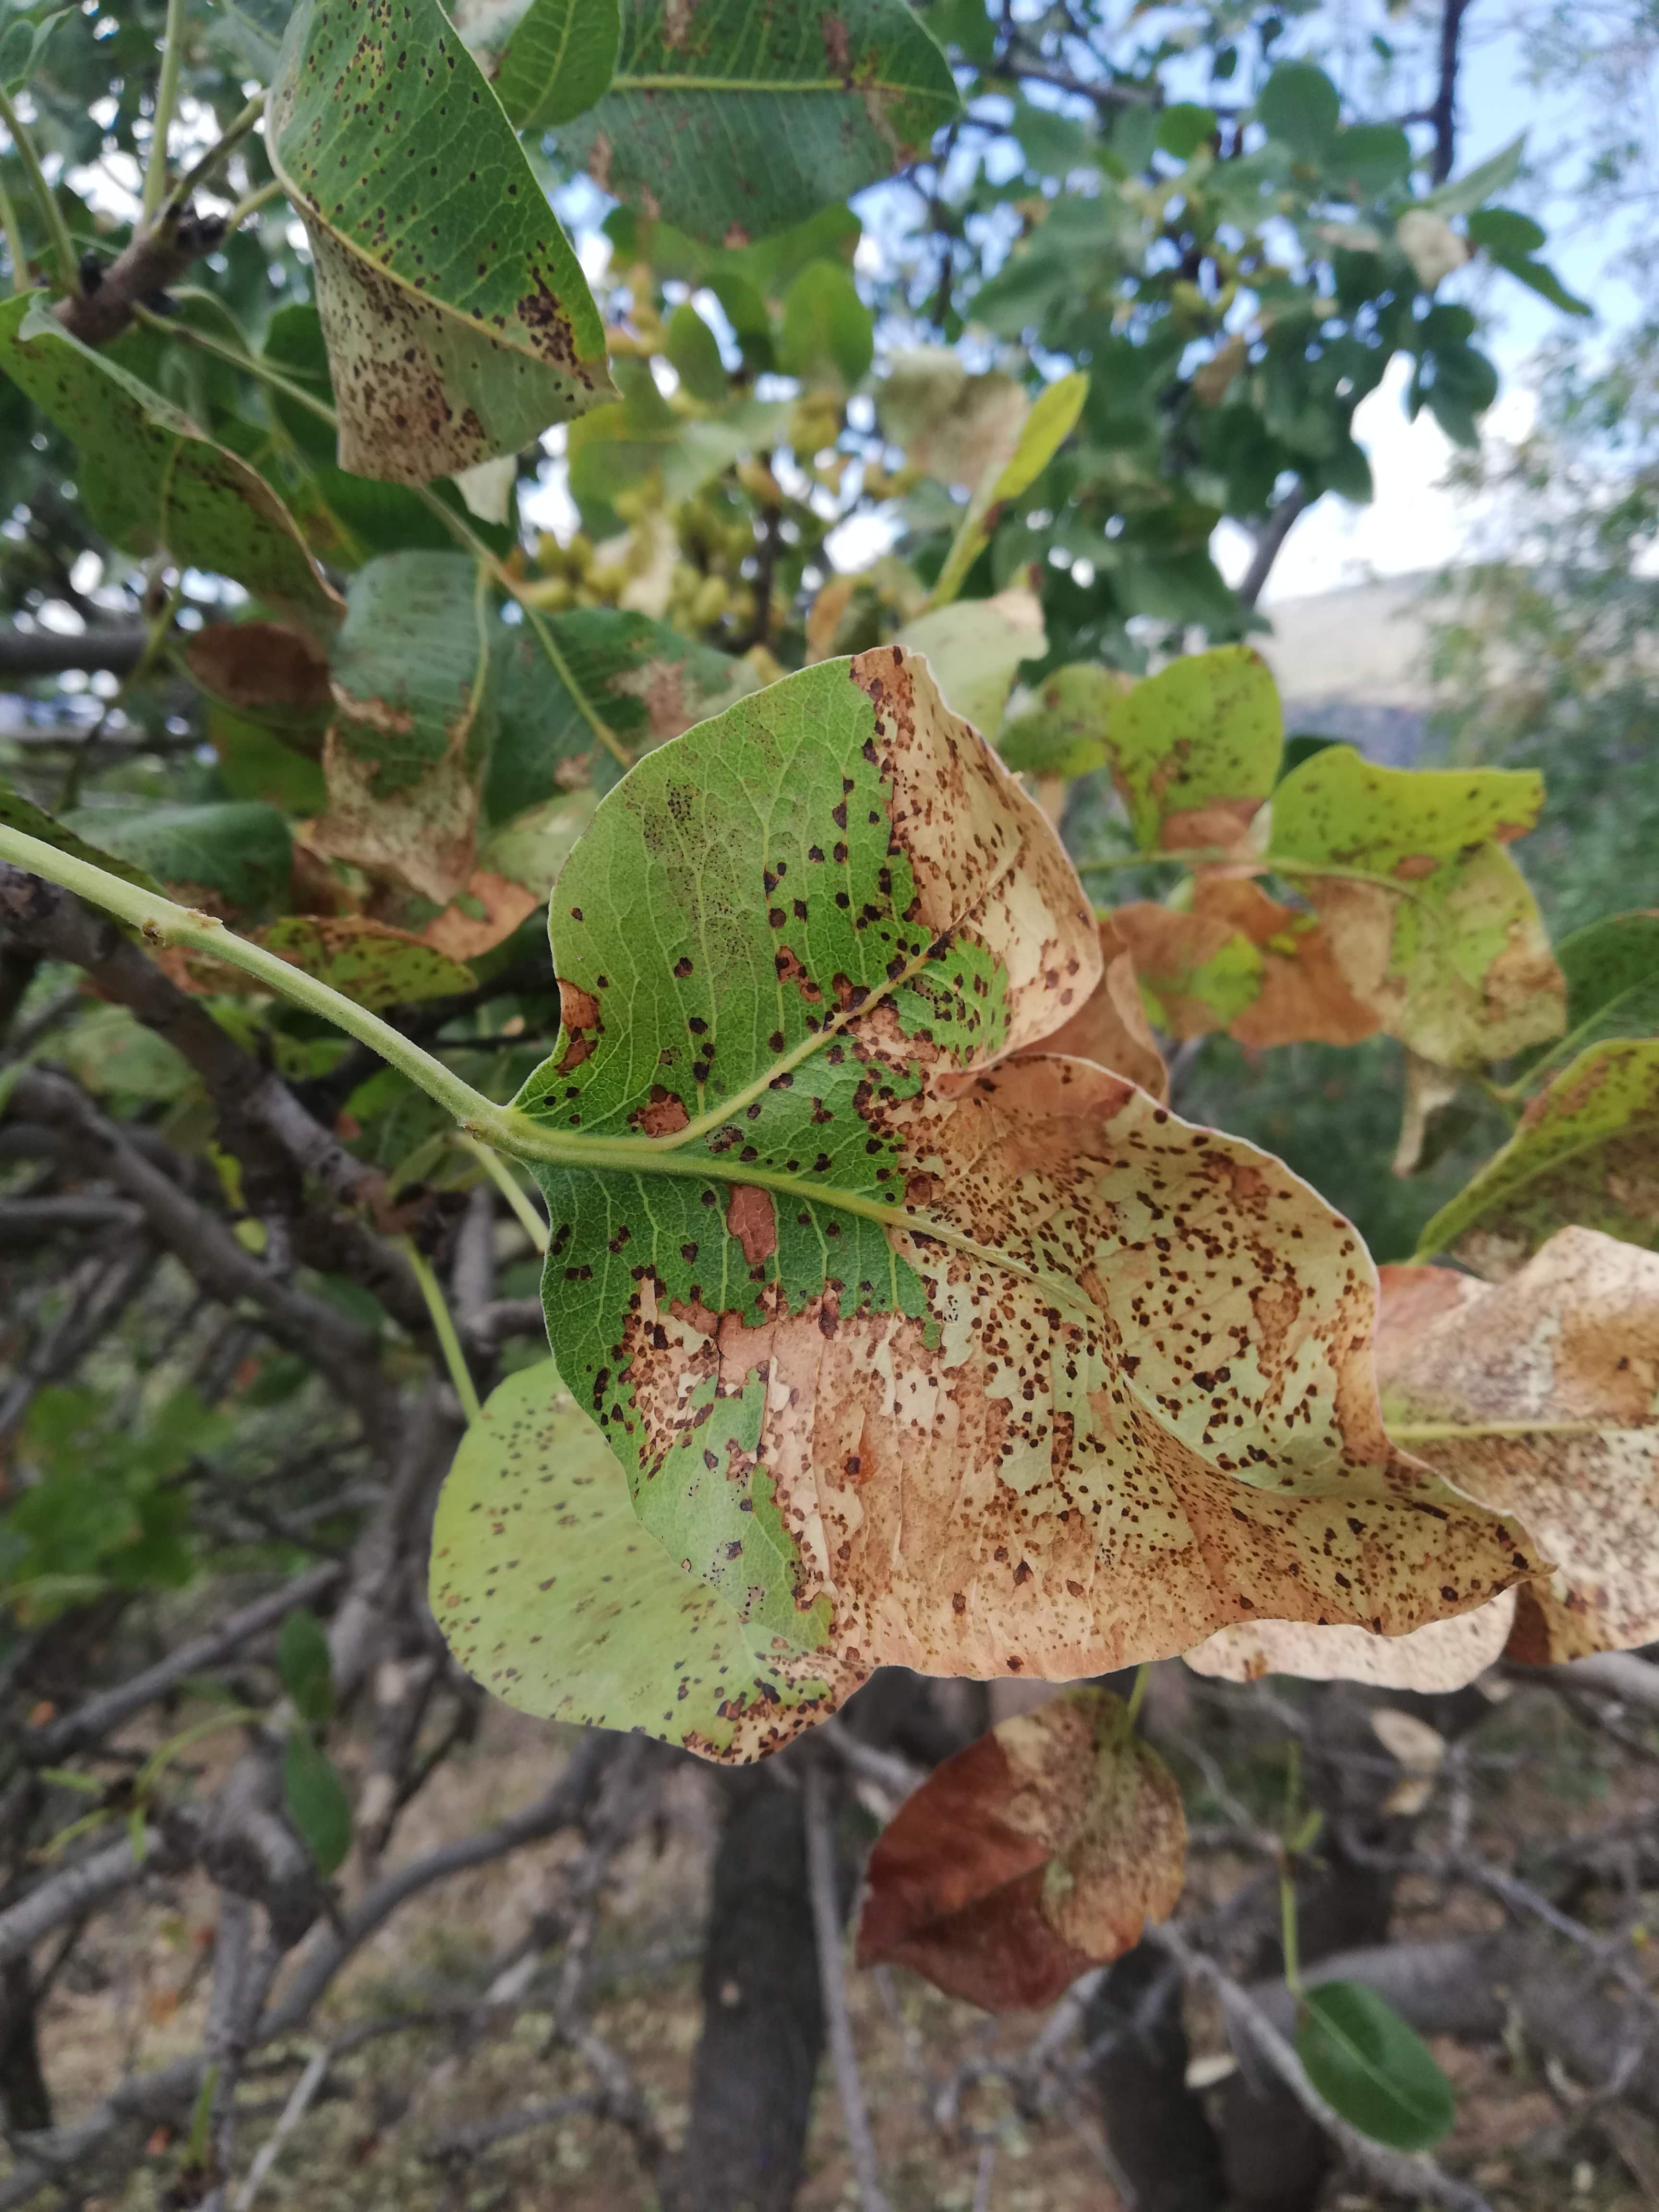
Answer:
[401,1236,482,1426]
[226,174,285,229]
[0,80,77,294]
[1124,1661,1150,1727]
[158,89,267,225]
[141,0,190,224]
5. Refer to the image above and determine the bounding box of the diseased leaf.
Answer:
[1103,645,1281,854]
[64,803,293,919]
[1184,1590,1516,1692]
[1418,1039,1659,1270]
[855,1688,1186,2011]
[1269,745,1565,1070]
[1522,910,1659,1083]
[421,871,543,962]
[895,587,1045,737]
[184,622,333,748]
[431,1364,848,1756]
[998,663,1126,780]
[464,0,623,130]
[501,648,1538,1758]
[487,608,756,817]
[261,917,477,1011]
[0,296,341,639]
[877,350,1028,490]
[312,553,496,905]
[1296,1980,1455,2152]
[267,0,612,485]
[1110,879,1378,1050]
[1043,916,1169,1103]
[1375,1230,1659,1663]
[556,0,961,245]
[0,781,164,898]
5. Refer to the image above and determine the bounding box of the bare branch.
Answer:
[1237,485,1310,612]
[1429,0,1475,186]
[0,623,150,677]
[0,1818,199,1967]
[803,1760,891,2212]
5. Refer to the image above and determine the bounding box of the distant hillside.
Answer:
[1255,575,1435,765]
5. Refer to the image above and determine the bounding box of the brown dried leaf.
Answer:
[184,622,333,749]
[1044,916,1169,1101]
[421,870,542,962]
[1376,1231,1659,1662]
[855,1688,1185,2011]
[1184,1590,1515,1690]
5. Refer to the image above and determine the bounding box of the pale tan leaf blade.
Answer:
[1184,1592,1516,1691]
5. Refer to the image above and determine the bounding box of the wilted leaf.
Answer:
[855,1688,1186,2011]
[421,871,543,962]
[64,803,293,919]
[312,552,495,904]
[557,0,961,245]
[895,588,1045,737]
[261,917,477,1011]
[997,663,1127,780]
[877,350,1028,489]
[282,1728,352,1875]
[1269,745,1565,1070]
[504,648,1538,1757]
[268,0,612,485]
[1375,1229,1659,1663]
[431,1364,854,1757]
[0,296,341,638]
[1043,916,1169,1103]
[184,623,333,748]
[1102,645,1281,854]
[487,608,756,816]
[1184,1590,1515,1692]
[464,0,622,130]
[1418,1039,1659,1271]
[1110,878,1378,1050]
[1296,1980,1455,2152]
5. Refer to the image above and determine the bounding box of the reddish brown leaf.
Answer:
[1043,916,1169,1101]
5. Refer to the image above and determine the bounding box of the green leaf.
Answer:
[277,1607,335,1730]
[1156,103,1215,161]
[1269,746,1565,1069]
[664,301,730,405]
[1487,252,1592,318]
[491,649,1537,1757]
[282,1728,352,1875]
[432,1363,839,1757]
[489,0,622,129]
[1514,912,1659,1087]
[0,780,164,897]
[1466,205,1546,257]
[63,803,293,917]
[487,607,757,818]
[1418,1039,1659,1269]
[1296,1980,1455,2151]
[0,6,68,93]
[778,260,873,388]
[930,369,1088,607]
[1257,62,1340,160]
[566,390,792,516]
[1421,132,1525,216]
[260,917,477,1012]
[268,0,612,486]
[1102,644,1282,853]
[997,663,1122,779]
[1324,123,1410,195]
[0,296,341,639]
[312,552,497,905]
[556,0,962,245]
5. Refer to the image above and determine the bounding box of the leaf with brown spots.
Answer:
[894,584,1045,739]
[260,917,477,1012]
[267,0,612,487]
[1107,877,1378,1051]
[1042,916,1169,1102]
[855,1688,1185,2011]
[311,553,496,905]
[1268,745,1565,1070]
[1098,644,1282,855]
[460,648,1541,1759]
[1374,1229,1659,1663]
[556,0,962,246]
[184,622,333,754]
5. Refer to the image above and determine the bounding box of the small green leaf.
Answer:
[930,369,1088,606]
[664,302,730,405]
[0,296,340,638]
[1257,62,1340,160]
[1420,132,1525,216]
[268,0,612,485]
[778,260,873,389]
[1324,122,1410,195]
[62,802,293,917]
[557,0,962,245]
[282,1728,352,1875]
[1156,103,1215,161]
[1296,1980,1455,2151]
[277,1608,335,1731]
[1466,205,1546,257]
[997,663,1121,779]
[490,0,622,129]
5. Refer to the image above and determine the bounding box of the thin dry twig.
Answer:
[803,1759,892,2212]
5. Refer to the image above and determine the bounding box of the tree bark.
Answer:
[1085,1944,1226,2212]
[0,1960,51,2134]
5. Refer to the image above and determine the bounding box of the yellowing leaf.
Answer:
[260,916,477,1011]
[927,369,1089,610]
[1104,645,1282,854]
[1376,1229,1659,1663]
[268,0,611,485]
[998,663,1128,781]
[1269,745,1565,1070]
[855,1688,1186,2011]
[895,585,1045,737]
[1043,916,1169,1102]
[1110,878,1377,1049]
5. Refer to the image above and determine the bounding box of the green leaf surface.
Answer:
[1421,133,1525,216]
[277,1607,335,1730]
[1324,123,1409,194]
[0,296,341,639]
[778,260,874,388]
[490,0,622,128]
[282,1728,352,1874]
[664,301,730,404]
[1104,644,1281,853]
[268,0,612,485]
[488,649,1535,1758]
[1521,912,1659,1083]
[261,917,477,1011]
[997,663,1121,779]
[313,552,497,904]
[63,803,293,916]
[1257,62,1340,159]
[556,0,961,244]
[930,369,1087,607]
[1296,1979,1455,2151]
[0,780,164,897]
[431,1363,837,1756]
[1418,1039,1659,1270]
